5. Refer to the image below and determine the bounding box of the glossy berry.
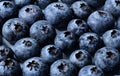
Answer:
[44,2,73,30]
[0,58,22,76]
[78,65,104,76]
[69,49,91,68]
[3,37,40,61]
[2,18,29,44]
[67,19,89,37]
[104,0,120,17]
[22,57,49,76]
[19,5,43,25]
[50,59,77,76]
[87,10,115,35]
[94,47,120,72]
[102,29,120,49]
[0,1,16,19]
[54,31,77,55]
[79,32,101,54]
[41,44,62,64]
[71,1,92,19]
[30,20,56,46]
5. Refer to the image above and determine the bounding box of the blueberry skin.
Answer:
[116,17,120,30]
[41,44,62,64]
[22,57,49,76]
[85,0,106,8]
[44,2,73,30]
[79,32,101,54]
[0,58,22,76]
[14,0,31,7]
[104,0,120,17]
[0,45,13,61]
[2,18,29,44]
[78,65,104,76]
[0,1,16,19]
[61,0,76,5]
[50,59,77,76]
[87,10,115,35]
[94,47,120,72]
[67,19,89,37]
[30,20,56,46]
[102,29,120,49]
[54,31,77,55]
[69,49,91,68]
[36,0,58,9]
[71,1,92,19]
[19,5,43,25]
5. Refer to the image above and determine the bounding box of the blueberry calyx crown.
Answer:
[98,11,107,17]
[23,40,32,46]
[27,60,39,71]
[75,51,83,60]
[111,30,118,38]
[48,46,57,55]
[76,19,83,25]
[90,67,98,73]
[4,58,14,67]
[54,4,64,10]
[41,26,48,34]
[25,8,35,13]
[106,51,115,59]
[80,3,87,10]
[14,23,23,32]
[3,2,12,8]
[115,0,120,6]
[58,63,69,72]
[0,48,9,55]
[64,31,73,38]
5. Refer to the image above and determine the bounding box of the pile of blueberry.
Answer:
[0,0,120,76]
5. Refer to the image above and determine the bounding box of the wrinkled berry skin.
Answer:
[0,58,22,76]
[2,18,29,44]
[19,5,43,25]
[87,10,115,35]
[44,2,73,30]
[71,1,92,19]
[22,57,49,76]
[78,65,104,76]
[79,32,101,54]
[69,49,91,68]
[67,19,89,37]
[102,29,120,49]
[30,20,56,46]
[104,0,120,18]
[54,31,77,55]
[50,59,77,76]
[0,1,16,19]
[94,47,120,72]
[36,0,58,9]
[41,44,62,64]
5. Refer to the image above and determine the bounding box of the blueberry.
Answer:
[54,31,77,56]
[71,1,92,19]
[69,49,91,68]
[44,2,73,30]
[50,59,77,76]
[116,17,120,30]
[94,47,120,72]
[36,0,58,9]
[87,10,115,35]
[102,29,120,49]
[3,37,40,61]
[22,57,49,76]
[19,5,43,25]
[67,19,89,37]
[104,0,120,17]
[86,0,106,9]
[2,18,29,44]
[78,65,104,76]
[0,1,16,19]
[0,58,22,76]
[13,0,31,7]
[41,44,62,64]
[30,20,56,46]
[79,32,101,54]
